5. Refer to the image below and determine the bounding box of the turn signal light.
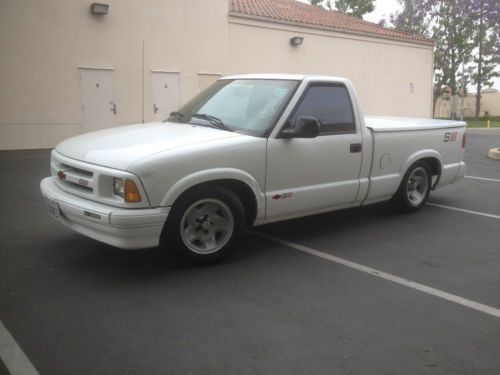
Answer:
[124,180,142,202]
[462,132,467,148]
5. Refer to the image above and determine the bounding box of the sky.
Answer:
[297,0,400,23]
[298,0,500,90]
[363,0,400,23]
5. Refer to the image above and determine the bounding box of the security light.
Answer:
[90,3,109,15]
[290,37,304,46]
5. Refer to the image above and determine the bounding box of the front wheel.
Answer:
[162,186,246,263]
[392,161,432,213]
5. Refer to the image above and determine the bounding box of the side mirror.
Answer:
[281,116,321,139]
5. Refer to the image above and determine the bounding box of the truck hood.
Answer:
[55,122,243,170]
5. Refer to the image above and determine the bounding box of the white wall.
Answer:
[228,17,434,118]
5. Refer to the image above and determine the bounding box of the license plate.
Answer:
[46,197,60,219]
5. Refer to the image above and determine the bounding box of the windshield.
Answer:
[166,79,299,137]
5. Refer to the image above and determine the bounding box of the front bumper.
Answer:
[40,177,170,249]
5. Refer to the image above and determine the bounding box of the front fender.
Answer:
[160,168,266,224]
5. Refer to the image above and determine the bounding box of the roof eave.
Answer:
[229,12,435,47]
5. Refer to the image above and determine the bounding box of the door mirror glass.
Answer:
[281,116,320,139]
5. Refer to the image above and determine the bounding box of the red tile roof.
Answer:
[229,0,434,45]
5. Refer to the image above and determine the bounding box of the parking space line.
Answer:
[251,231,500,319]
[465,175,500,183]
[0,320,39,375]
[427,203,500,220]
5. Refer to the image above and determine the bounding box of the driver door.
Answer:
[265,83,363,222]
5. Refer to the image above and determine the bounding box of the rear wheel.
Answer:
[163,186,245,263]
[393,161,431,213]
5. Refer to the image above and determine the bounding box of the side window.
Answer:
[290,84,355,134]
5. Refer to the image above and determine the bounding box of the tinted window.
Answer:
[291,84,355,134]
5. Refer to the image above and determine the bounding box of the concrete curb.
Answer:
[488,148,500,160]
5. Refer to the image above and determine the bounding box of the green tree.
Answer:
[334,0,374,18]
[391,0,499,119]
[309,0,333,10]
[390,0,431,36]
[467,0,500,119]
[309,0,324,6]
[308,0,374,18]
[429,0,475,119]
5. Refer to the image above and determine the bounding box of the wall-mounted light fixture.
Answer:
[90,3,109,15]
[290,36,304,46]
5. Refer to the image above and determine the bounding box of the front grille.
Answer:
[61,164,93,177]
[55,162,95,194]
[50,150,147,209]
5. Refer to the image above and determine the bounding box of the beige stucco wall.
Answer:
[228,17,434,118]
[0,1,433,150]
[480,92,500,116]
[435,92,500,118]
[0,0,230,149]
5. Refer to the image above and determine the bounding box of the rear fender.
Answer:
[400,149,443,188]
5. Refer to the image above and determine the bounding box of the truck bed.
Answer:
[362,116,466,206]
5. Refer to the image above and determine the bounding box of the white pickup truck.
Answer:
[41,74,466,262]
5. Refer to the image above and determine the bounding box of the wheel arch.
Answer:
[160,168,265,226]
[400,150,443,189]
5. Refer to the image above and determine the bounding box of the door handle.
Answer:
[109,102,117,115]
[350,143,362,153]
[153,104,159,114]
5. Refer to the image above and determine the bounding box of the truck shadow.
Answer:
[56,230,273,283]
[256,201,400,240]
[61,201,406,282]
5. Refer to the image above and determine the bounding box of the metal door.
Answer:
[151,71,180,121]
[79,68,116,133]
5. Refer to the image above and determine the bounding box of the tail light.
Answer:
[462,132,467,148]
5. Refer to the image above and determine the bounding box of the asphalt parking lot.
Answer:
[1,129,499,374]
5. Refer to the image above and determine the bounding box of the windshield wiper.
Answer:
[191,113,233,132]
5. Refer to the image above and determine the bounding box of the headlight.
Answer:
[113,178,124,198]
[113,178,141,202]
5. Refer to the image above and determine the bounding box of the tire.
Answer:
[162,186,246,263]
[392,160,432,213]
